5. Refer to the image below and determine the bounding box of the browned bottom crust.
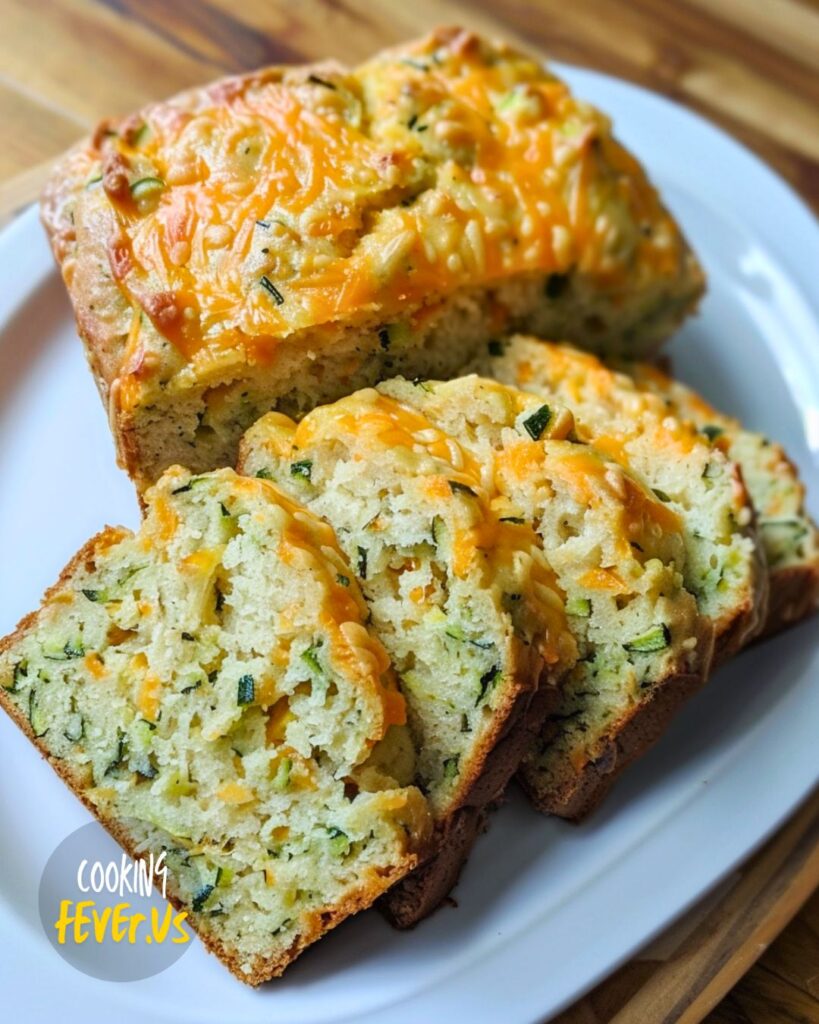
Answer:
[382,652,559,928]
[0,531,424,985]
[758,563,819,640]
[381,805,487,928]
[519,667,708,822]
[713,584,767,667]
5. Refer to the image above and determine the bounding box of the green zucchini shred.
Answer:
[192,884,215,912]
[260,276,285,306]
[273,757,292,792]
[43,638,85,661]
[448,480,477,498]
[566,596,591,617]
[623,624,671,653]
[171,478,204,495]
[444,624,495,650]
[702,425,724,442]
[443,755,460,780]
[237,674,255,705]
[430,516,442,545]
[522,404,552,440]
[131,123,150,146]
[476,665,501,705]
[290,459,313,481]
[8,661,27,693]
[64,711,85,743]
[301,642,324,677]
[130,177,165,199]
[497,87,527,113]
[28,689,48,738]
[326,827,350,856]
[105,730,127,776]
[129,719,158,778]
[117,564,147,586]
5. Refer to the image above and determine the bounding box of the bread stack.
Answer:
[2,26,816,983]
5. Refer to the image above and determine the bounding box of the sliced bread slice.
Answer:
[379,375,713,819]
[484,337,768,663]
[623,362,819,636]
[0,467,432,984]
[238,391,576,921]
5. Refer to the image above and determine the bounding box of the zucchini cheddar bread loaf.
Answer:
[623,362,819,637]
[0,467,433,983]
[378,376,712,819]
[42,26,703,490]
[238,390,576,923]
[483,337,767,664]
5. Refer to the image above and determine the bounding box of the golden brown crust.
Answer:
[758,563,819,640]
[382,644,555,927]
[0,527,425,985]
[41,165,123,401]
[380,805,486,928]
[713,592,763,664]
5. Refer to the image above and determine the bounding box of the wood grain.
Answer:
[0,0,816,207]
[553,786,819,1024]
[0,2,817,1020]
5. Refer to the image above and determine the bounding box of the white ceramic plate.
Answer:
[1,65,818,1024]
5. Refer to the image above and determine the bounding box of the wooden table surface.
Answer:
[1,1,817,1020]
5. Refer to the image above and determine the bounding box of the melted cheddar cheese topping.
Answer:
[251,390,572,667]
[375,376,685,603]
[148,469,407,732]
[506,340,721,469]
[83,28,687,378]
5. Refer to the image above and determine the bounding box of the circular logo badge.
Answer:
[38,821,192,981]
